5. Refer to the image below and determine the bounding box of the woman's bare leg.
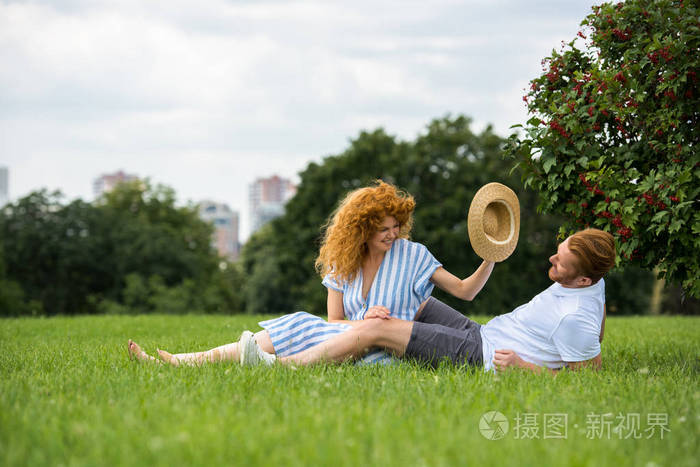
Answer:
[157,342,240,366]
[157,330,275,366]
[279,318,413,366]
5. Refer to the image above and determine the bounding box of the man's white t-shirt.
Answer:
[480,279,605,372]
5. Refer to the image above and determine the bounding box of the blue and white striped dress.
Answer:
[259,239,442,364]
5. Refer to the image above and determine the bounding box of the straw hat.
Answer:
[467,183,520,262]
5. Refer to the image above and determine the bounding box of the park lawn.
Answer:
[0,314,698,467]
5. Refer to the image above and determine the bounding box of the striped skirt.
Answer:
[258,312,395,365]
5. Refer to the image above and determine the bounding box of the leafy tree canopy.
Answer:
[0,182,244,315]
[507,0,699,296]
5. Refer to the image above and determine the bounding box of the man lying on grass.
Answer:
[242,228,615,373]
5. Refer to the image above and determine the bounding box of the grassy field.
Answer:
[0,314,698,467]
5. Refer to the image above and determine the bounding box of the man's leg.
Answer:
[280,318,414,365]
[416,297,478,330]
[409,298,483,366]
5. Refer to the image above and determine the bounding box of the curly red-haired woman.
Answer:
[128,180,494,366]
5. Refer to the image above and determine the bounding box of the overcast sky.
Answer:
[1,0,597,238]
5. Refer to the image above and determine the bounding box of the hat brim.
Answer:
[467,183,520,262]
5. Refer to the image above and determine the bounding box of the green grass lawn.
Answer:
[0,314,698,466]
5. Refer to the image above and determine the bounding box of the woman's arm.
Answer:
[326,288,365,327]
[430,260,495,301]
[326,288,346,322]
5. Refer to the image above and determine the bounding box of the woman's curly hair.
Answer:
[315,180,415,283]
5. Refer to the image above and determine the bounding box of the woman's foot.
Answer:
[127,339,160,364]
[157,349,181,367]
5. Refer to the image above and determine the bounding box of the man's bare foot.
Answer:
[157,349,181,367]
[127,339,160,364]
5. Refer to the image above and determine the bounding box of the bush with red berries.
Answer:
[507,0,699,297]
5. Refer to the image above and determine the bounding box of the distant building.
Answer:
[198,200,240,261]
[249,175,296,234]
[93,170,139,199]
[0,166,7,207]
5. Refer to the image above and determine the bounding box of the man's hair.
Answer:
[568,229,616,283]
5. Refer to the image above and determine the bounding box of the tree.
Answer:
[0,182,245,315]
[0,191,104,315]
[96,181,219,295]
[507,0,699,296]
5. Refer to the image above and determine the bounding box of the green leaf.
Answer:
[669,218,684,234]
[543,157,556,174]
[651,211,669,223]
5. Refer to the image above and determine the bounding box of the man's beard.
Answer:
[548,266,579,286]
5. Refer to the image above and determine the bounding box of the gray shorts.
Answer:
[404,297,483,367]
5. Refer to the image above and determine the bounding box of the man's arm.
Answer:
[493,350,602,374]
[492,350,559,374]
[599,304,606,343]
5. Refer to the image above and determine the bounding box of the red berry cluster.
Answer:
[549,120,569,139]
[545,61,561,83]
[610,215,633,240]
[617,226,633,240]
[639,192,668,211]
[571,77,588,97]
[578,172,635,241]
[579,173,605,196]
[612,28,630,41]
[647,46,673,64]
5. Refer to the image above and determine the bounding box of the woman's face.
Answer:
[367,216,400,254]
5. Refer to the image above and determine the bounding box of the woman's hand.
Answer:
[364,305,391,320]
